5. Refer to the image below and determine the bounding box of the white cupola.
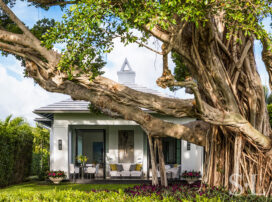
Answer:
[117,58,136,84]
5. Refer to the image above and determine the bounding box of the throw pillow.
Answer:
[129,164,136,171]
[174,164,178,168]
[110,164,117,171]
[135,164,142,171]
[116,164,124,172]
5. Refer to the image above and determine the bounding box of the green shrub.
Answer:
[0,116,33,187]
[31,125,50,180]
[0,189,221,202]
[268,104,272,126]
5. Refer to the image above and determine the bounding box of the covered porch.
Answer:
[68,124,148,180]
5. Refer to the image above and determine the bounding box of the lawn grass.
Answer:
[0,181,270,201]
[0,181,137,193]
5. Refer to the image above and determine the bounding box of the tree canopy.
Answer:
[40,0,272,79]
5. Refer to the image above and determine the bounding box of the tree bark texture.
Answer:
[148,134,158,186]
[174,23,272,194]
[0,1,272,195]
[156,138,168,187]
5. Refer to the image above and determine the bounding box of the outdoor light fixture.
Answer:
[58,139,62,150]
[187,142,191,151]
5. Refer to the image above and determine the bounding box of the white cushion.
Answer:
[131,171,142,177]
[109,171,120,177]
[120,171,130,177]
[122,163,131,171]
[85,167,96,174]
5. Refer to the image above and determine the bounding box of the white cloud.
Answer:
[0,65,68,125]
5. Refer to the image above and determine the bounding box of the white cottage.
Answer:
[34,59,204,180]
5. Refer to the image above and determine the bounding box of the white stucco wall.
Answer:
[106,125,145,176]
[181,140,203,174]
[50,113,203,178]
[51,126,69,173]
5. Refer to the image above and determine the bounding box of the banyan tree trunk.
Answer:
[156,138,168,187]
[177,23,272,195]
[148,134,159,186]
[147,135,168,186]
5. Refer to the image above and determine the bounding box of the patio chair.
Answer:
[70,164,79,180]
[95,164,100,178]
[85,166,96,179]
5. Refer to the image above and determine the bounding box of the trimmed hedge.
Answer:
[0,117,33,187]
[30,126,50,180]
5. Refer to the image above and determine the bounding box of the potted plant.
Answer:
[77,155,88,166]
[48,170,66,184]
[181,170,201,184]
[77,155,88,179]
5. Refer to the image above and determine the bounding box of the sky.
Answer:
[0,1,271,125]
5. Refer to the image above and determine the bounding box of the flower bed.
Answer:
[124,182,270,201]
[181,170,201,178]
[47,171,66,178]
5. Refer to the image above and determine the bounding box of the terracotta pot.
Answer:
[49,177,63,184]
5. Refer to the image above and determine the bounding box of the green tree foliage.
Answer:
[263,86,272,104]
[0,1,106,77]
[0,115,33,187]
[170,52,191,91]
[0,0,271,80]
[39,0,272,79]
[267,104,272,126]
[267,94,272,104]
[263,85,269,103]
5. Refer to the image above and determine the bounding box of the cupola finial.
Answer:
[117,58,136,84]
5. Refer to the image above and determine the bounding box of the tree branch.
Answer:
[0,0,36,40]
[134,40,163,55]
[216,35,232,59]
[143,24,170,43]
[0,41,36,56]
[0,41,29,58]
[0,0,58,64]
[0,29,34,48]
[28,0,77,6]
[232,39,252,86]
[26,60,207,145]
